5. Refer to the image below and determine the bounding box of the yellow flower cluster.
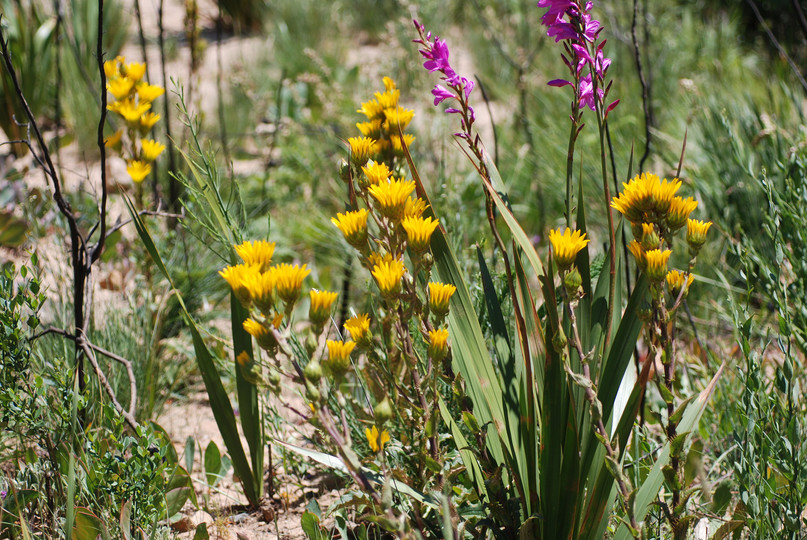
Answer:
[104,56,165,183]
[612,173,711,299]
[354,77,416,163]
[220,240,342,355]
[332,77,444,307]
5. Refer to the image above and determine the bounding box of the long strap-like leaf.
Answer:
[123,194,259,506]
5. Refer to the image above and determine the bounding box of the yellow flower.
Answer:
[104,57,122,79]
[104,129,123,150]
[241,269,276,314]
[372,258,405,297]
[401,215,439,253]
[236,351,251,366]
[428,328,449,361]
[235,240,276,271]
[357,99,384,120]
[628,240,646,272]
[356,119,383,138]
[111,99,151,123]
[368,177,416,222]
[404,197,429,219]
[666,270,694,298]
[548,227,590,271]
[219,264,261,308]
[361,161,392,186]
[667,196,698,231]
[644,249,672,282]
[331,209,369,248]
[141,139,166,162]
[243,319,278,352]
[653,177,682,215]
[136,82,165,103]
[365,425,390,453]
[273,263,311,306]
[140,112,160,130]
[686,219,712,249]
[390,134,415,156]
[611,173,682,223]
[611,172,658,223]
[344,313,371,344]
[383,106,415,132]
[375,88,400,110]
[382,76,396,92]
[309,289,338,326]
[107,77,134,100]
[326,340,356,378]
[639,222,659,250]
[126,160,151,183]
[348,136,377,166]
[428,282,456,317]
[123,61,146,82]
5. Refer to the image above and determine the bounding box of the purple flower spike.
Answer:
[540,0,615,115]
[414,20,476,126]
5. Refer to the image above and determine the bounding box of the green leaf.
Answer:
[301,511,325,540]
[438,398,488,501]
[165,486,191,519]
[402,146,510,484]
[184,436,195,475]
[481,152,545,280]
[72,508,106,540]
[0,211,29,247]
[230,294,263,499]
[204,441,222,487]
[120,500,132,540]
[711,481,733,514]
[192,523,209,540]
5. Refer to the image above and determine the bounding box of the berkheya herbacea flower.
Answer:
[539,0,618,115]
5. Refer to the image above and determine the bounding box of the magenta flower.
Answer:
[422,37,451,73]
[578,74,603,111]
[539,0,616,114]
[432,84,455,105]
[413,20,476,125]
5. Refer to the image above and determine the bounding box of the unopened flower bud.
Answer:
[305,333,318,356]
[304,359,323,383]
[305,382,321,403]
[564,266,583,296]
[339,159,351,183]
[374,397,393,423]
[552,327,567,353]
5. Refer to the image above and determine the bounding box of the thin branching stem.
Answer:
[561,286,640,538]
